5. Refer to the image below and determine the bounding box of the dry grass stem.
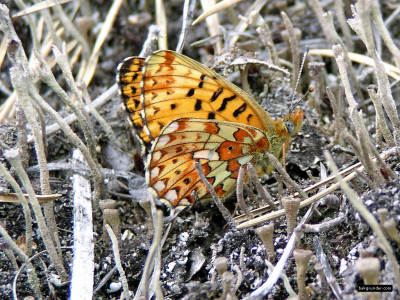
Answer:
[195,161,235,227]
[313,236,343,298]
[176,0,197,53]
[326,86,343,148]
[308,0,364,102]
[105,224,130,300]
[0,192,61,203]
[280,11,300,90]
[267,153,307,199]
[333,0,354,50]
[236,166,252,219]
[192,0,243,25]
[78,81,117,145]
[301,214,345,233]
[29,84,117,142]
[247,11,279,66]
[308,49,400,80]
[247,163,277,210]
[4,149,68,281]
[12,0,71,19]
[156,0,168,50]
[229,0,268,49]
[135,210,164,300]
[81,0,123,86]
[199,0,222,53]
[70,149,94,299]
[52,2,90,58]
[263,259,296,296]
[368,87,394,147]
[37,46,97,159]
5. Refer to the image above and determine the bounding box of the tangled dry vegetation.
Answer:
[0,0,399,299]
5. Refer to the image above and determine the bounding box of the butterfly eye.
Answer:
[285,121,295,134]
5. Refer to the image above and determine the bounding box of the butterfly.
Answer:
[117,50,303,207]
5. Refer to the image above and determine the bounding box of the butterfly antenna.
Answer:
[290,46,309,111]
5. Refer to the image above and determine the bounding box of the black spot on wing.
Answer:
[195,99,202,111]
[158,121,165,130]
[210,87,223,102]
[208,112,216,119]
[233,103,247,117]
[187,88,195,97]
[217,95,236,112]
[131,73,139,81]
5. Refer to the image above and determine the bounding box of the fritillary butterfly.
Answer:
[117,50,303,207]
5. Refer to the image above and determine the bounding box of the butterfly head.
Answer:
[283,108,304,137]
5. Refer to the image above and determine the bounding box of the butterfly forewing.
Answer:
[122,50,276,149]
[146,118,270,206]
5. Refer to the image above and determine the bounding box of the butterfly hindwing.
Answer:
[146,118,270,206]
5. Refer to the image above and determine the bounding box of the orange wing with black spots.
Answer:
[118,50,278,151]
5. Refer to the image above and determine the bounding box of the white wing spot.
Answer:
[153,180,166,192]
[165,189,178,201]
[150,167,160,179]
[158,135,170,146]
[193,149,219,160]
[163,121,180,134]
[179,198,191,206]
[152,151,162,162]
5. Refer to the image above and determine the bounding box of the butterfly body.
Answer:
[117,50,303,207]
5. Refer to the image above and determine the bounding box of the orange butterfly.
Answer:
[117,50,303,207]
